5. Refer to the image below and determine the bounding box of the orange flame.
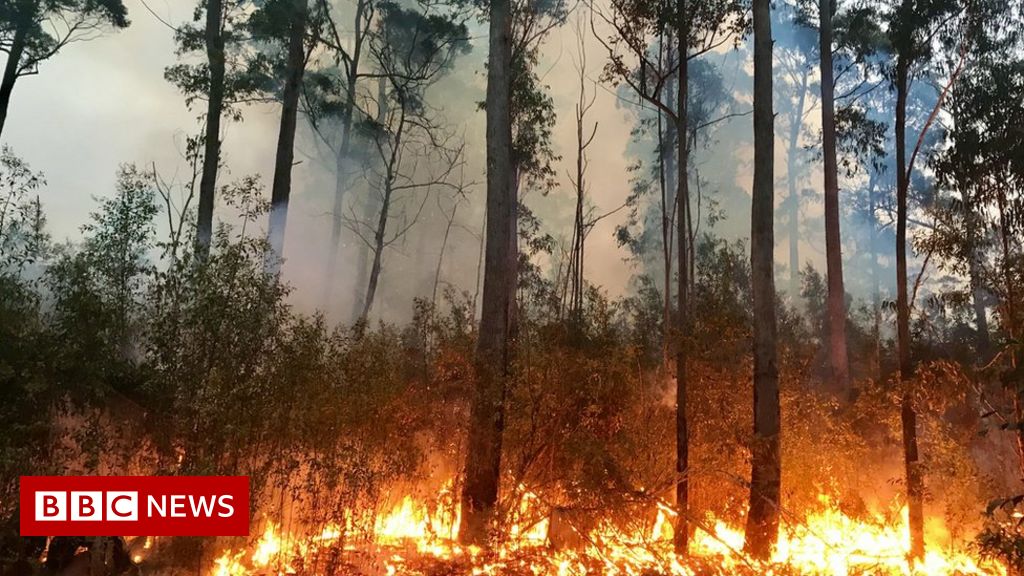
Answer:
[209,482,1006,576]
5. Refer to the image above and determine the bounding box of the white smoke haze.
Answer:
[2,0,911,323]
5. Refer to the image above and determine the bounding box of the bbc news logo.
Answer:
[20,476,249,536]
[35,491,140,521]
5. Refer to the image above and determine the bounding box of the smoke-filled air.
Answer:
[1,0,1023,573]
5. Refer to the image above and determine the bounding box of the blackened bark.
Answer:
[744,0,780,558]
[196,0,226,258]
[0,25,27,139]
[894,45,925,561]
[818,0,850,395]
[266,0,308,272]
[459,0,513,545]
[673,29,689,555]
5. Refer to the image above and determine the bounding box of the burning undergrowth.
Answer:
[2,197,1021,575]
[157,481,1007,576]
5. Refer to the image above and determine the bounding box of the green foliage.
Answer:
[0,0,128,82]
[165,0,275,119]
[0,146,47,271]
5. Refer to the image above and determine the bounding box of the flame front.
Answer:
[209,483,1005,576]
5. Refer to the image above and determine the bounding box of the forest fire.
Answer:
[207,484,1006,576]
[4,0,1024,569]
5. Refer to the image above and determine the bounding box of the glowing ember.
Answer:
[208,483,1006,576]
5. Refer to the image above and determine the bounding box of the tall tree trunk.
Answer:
[664,54,678,288]
[744,0,780,558]
[818,0,850,395]
[350,192,374,323]
[360,100,404,321]
[508,172,519,339]
[266,0,309,273]
[673,29,690,554]
[361,181,390,320]
[785,69,807,295]
[432,200,458,309]
[0,25,27,139]
[657,99,672,364]
[196,0,226,258]
[570,110,585,324]
[459,0,513,545]
[350,77,388,323]
[894,46,925,561]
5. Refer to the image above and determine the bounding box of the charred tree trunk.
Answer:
[818,0,850,395]
[266,0,309,272]
[744,0,780,558]
[0,25,27,139]
[673,27,690,555]
[459,0,513,545]
[894,45,925,561]
[196,0,226,258]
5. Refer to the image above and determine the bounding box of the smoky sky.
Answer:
[2,0,863,321]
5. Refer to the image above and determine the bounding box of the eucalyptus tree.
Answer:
[929,0,1023,479]
[460,0,515,544]
[933,61,1021,360]
[303,0,377,304]
[251,0,330,271]
[884,0,1003,556]
[0,0,128,137]
[817,0,852,393]
[506,0,565,337]
[460,0,565,545]
[167,0,272,258]
[345,1,469,321]
[563,11,596,327]
[593,0,744,551]
[744,0,778,558]
[782,0,885,393]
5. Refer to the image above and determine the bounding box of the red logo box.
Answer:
[20,476,249,536]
